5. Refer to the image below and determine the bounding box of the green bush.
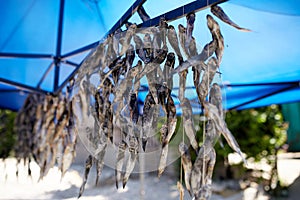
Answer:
[0,109,17,158]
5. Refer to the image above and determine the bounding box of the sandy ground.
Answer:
[0,153,299,200]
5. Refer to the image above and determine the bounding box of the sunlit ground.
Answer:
[0,153,299,200]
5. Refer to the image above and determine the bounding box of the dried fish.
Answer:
[159,17,168,46]
[78,155,93,198]
[203,101,247,164]
[209,83,224,119]
[158,95,177,177]
[123,135,139,188]
[137,6,150,22]
[185,12,196,52]
[142,92,156,151]
[211,5,251,32]
[158,141,168,178]
[177,181,185,200]
[178,24,189,58]
[197,57,218,104]
[178,69,188,102]
[181,98,198,152]
[120,23,137,55]
[179,142,193,196]
[197,148,216,200]
[173,39,216,74]
[115,140,127,189]
[167,25,183,64]
[163,52,175,90]
[207,14,224,65]
[133,34,145,60]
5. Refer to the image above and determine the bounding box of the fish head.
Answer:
[178,142,188,155]
[178,24,186,33]
[187,12,196,25]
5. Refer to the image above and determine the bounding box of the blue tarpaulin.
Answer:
[0,0,300,111]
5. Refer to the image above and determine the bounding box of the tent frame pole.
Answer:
[53,0,65,91]
[0,77,48,94]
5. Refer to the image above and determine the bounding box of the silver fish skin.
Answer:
[158,142,169,178]
[211,5,251,32]
[153,44,168,64]
[115,141,127,189]
[113,28,122,56]
[207,14,224,65]
[191,154,202,199]
[178,142,193,196]
[185,12,196,54]
[188,37,198,58]
[203,101,247,165]
[152,27,162,57]
[123,135,139,188]
[209,83,224,119]
[197,57,218,104]
[120,23,137,55]
[178,24,189,58]
[177,181,185,200]
[142,92,156,151]
[112,65,139,118]
[158,95,177,177]
[78,155,93,198]
[61,144,74,178]
[181,98,198,152]
[197,148,216,200]
[173,39,216,75]
[94,145,107,186]
[167,25,183,64]
[163,53,175,90]
[133,34,147,63]
[159,17,168,46]
[129,92,139,124]
[133,61,143,93]
[137,6,150,22]
[178,70,188,102]
[165,95,177,145]
[143,33,154,64]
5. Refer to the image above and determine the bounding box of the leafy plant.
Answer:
[0,109,17,158]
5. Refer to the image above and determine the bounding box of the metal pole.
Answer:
[54,0,65,91]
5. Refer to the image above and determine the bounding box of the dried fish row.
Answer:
[13,4,249,200]
[14,81,77,180]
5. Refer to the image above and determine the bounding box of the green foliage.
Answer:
[0,109,17,158]
[219,104,287,163]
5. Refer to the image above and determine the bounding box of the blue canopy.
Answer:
[1,0,300,111]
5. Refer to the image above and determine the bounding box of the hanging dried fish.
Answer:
[159,17,168,46]
[178,69,188,102]
[197,57,218,104]
[142,92,156,151]
[158,95,177,177]
[178,24,189,58]
[78,155,93,198]
[123,135,139,188]
[203,101,247,164]
[115,140,127,189]
[163,52,175,90]
[177,181,185,200]
[179,142,193,196]
[181,98,198,152]
[207,14,224,65]
[211,5,251,32]
[185,12,196,53]
[137,6,150,22]
[167,25,183,64]
[173,39,216,74]
[120,23,137,55]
